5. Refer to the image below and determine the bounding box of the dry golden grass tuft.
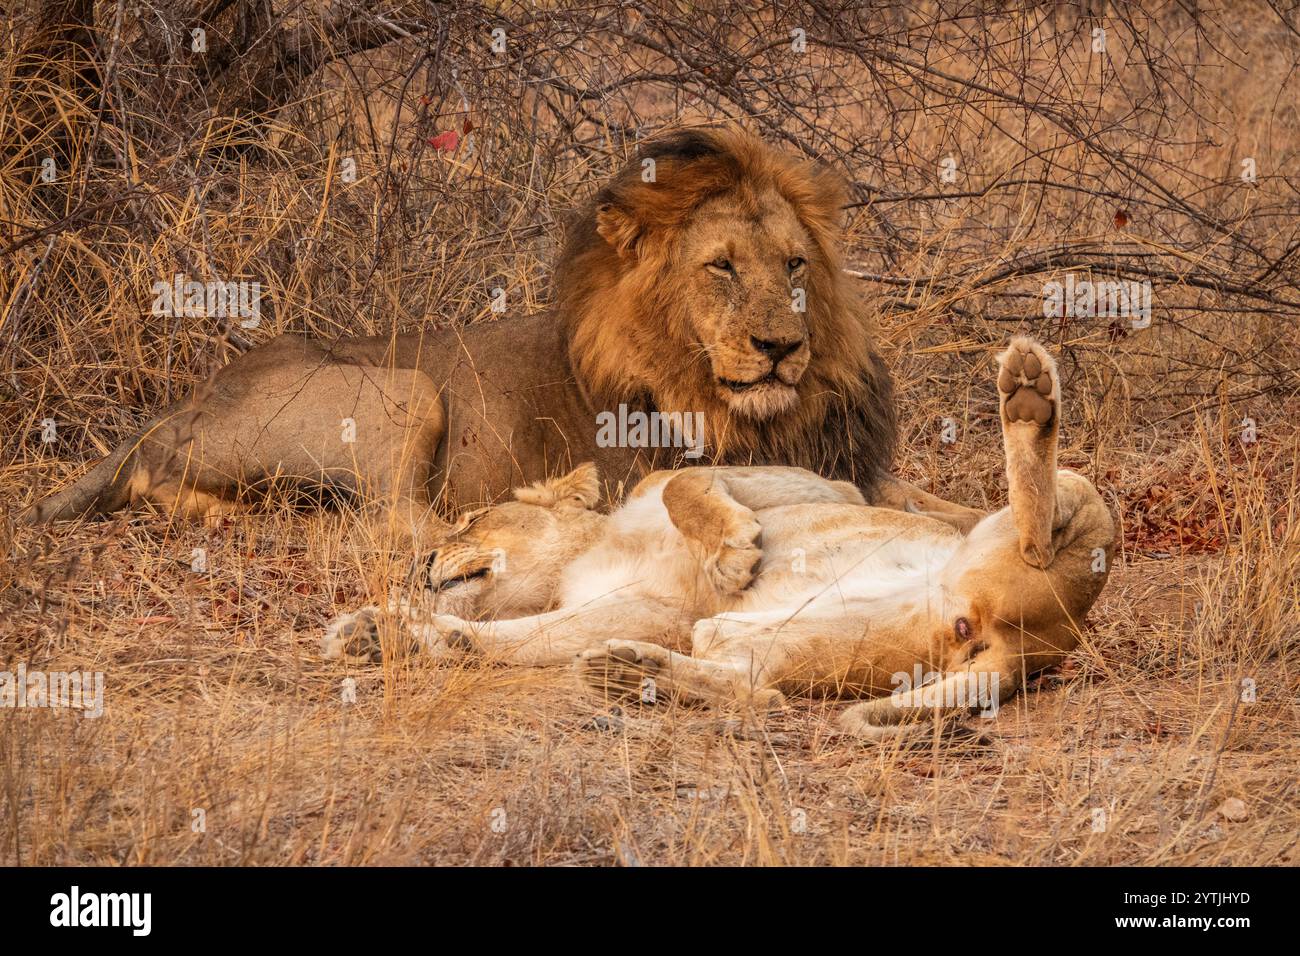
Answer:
[2,1,1299,865]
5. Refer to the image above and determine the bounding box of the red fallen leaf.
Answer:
[1113,208,1130,228]
[293,582,312,595]
[419,95,430,105]
[462,116,475,134]
[427,130,460,151]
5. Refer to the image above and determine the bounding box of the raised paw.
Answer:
[578,640,670,703]
[997,338,1058,428]
[321,607,383,662]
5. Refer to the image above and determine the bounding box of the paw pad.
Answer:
[580,643,663,701]
[999,341,1056,426]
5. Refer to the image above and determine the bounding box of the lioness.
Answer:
[24,127,976,540]
[324,338,1116,733]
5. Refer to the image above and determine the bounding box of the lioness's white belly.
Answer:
[557,495,962,620]
[735,503,962,615]
[556,491,703,608]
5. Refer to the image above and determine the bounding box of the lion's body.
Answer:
[26,128,974,543]
[324,338,1116,735]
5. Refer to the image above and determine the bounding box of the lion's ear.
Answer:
[785,161,849,250]
[595,202,641,259]
[514,462,601,510]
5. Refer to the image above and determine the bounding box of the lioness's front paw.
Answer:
[998,338,1058,428]
[321,606,383,662]
[428,614,479,654]
[578,640,670,702]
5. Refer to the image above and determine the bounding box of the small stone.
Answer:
[1216,797,1248,822]
[588,711,624,733]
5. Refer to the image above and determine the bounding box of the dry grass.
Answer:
[2,1,1299,865]
[1,509,1296,865]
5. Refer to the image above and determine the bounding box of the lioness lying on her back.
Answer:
[324,338,1116,733]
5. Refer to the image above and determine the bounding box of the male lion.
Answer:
[24,127,975,540]
[325,338,1116,734]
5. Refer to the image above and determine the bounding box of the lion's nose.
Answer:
[750,335,804,364]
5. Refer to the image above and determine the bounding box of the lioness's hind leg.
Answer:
[997,337,1061,567]
[578,639,786,711]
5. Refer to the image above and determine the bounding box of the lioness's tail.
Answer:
[22,430,143,525]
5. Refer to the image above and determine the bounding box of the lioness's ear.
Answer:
[595,202,641,259]
[451,505,491,532]
[514,462,601,510]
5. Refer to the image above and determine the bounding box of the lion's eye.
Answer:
[707,257,733,273]
[788,256,806,273]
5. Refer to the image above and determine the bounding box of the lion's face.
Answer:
[674,192,814,419]
[561,128,896,485]
[422,465,606,619]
